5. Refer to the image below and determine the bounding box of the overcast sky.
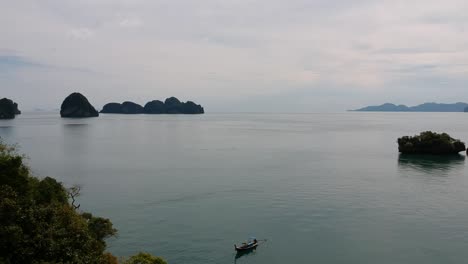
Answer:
[1,0,468,112]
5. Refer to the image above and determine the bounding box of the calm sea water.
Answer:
[1,112,468,264]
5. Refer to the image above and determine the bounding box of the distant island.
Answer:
[398,131,466,155]
[352,102,468,112]
[0,98,21,119]
[101,97,204,114]
[60,93,99,118]
[56,93,204,117]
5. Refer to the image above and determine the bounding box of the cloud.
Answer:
[0,53,100,78]
[67,27,94,39]
[1,0,468,111]
[119,17,143,28]
[0,55,41,68]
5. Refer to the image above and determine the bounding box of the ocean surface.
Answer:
[1,112,468,264]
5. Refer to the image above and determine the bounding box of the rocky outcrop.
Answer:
[101,103,122,114]
[13,103,21,115]
[162,97,204,114]
[101,97,204,114]
[60,93,99,118]
[398,131,466,155]
[121,101,144,114]
[100,102,144,114]
[164,97,183,114]
[181,101,204,114]
[144,100,165,114]
[0,98,20,119]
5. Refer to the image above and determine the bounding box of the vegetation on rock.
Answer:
[0,140,166,263]
[397,131,466,154]
[123,252,168,264]
[60,93,99,118]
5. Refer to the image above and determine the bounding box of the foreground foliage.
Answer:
[0,140,166,263]
[123,252,168,264]
[397,131,466,154]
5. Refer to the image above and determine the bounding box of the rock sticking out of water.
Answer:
[398,131,466,155]
[60,93,99,118]
[0,98,21,119]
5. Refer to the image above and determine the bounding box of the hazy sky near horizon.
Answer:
[2,0,468,112]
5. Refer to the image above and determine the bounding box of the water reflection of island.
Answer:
[398,154,466,174]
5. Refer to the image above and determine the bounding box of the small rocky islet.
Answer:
[101,97,204,114]
[60,93,99,118]
[0,98,21,119]
[398,131,466,155]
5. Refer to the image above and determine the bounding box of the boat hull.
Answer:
[235,243,258,252]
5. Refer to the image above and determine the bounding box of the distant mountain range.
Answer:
[352,102,468,112]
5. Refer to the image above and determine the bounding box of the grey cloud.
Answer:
[0,54,100,75]
[0,55,43,69]
[2,0,468,112]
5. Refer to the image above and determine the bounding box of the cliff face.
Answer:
[60,93,99,118]
[101,97,204,114]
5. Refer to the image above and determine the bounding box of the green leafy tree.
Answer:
[397,131,466,154]
[0,140,167,263]
[124,252,168,264]
[0,140,117,263]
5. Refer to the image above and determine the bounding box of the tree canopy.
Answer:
[397,131,466,154]
[123,252,168,264]
[0,140,166,263]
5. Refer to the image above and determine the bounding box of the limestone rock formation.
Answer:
[101,103,123,114]
[60,93,99,118]
[100,102,144,114]
[144,100,166,114]
[101,97,204,114]
[0,98,20,119]
[13,103,21,115]
[161,97,204,114]
[121,101,144,114]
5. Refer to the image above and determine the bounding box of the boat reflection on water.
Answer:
[398,153,466,174]
[234,248,257,263]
